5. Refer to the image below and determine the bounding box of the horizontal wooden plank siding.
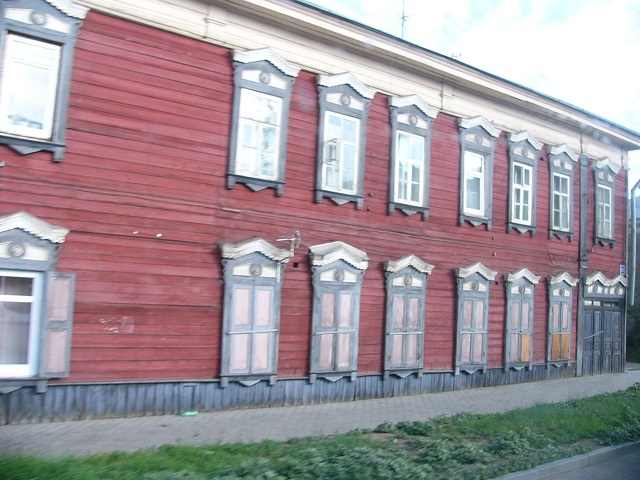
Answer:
[0,4,628,424]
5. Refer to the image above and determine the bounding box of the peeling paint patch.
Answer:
[99,316,135,334]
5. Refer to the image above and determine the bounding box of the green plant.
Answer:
[2,387,640,480]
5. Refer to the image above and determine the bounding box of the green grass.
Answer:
[2,383,640,480]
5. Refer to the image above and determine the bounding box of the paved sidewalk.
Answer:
[1,368,640,458]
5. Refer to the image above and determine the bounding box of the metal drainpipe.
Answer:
[576,153,589,377]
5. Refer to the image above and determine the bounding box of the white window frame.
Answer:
[508,132,541,235]
[552,172,570,232]
[0,270,43,378]
[463,150,485,217]
[235,89,282,180]
[548,144,577,240]
[511,162,533,226]
[596,184,612,239]
[0,34,61,140]
[321,111,360,195]
[394,130,425,206]
[458,117,500,229]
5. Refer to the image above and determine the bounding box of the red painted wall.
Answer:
[0,12,627,382]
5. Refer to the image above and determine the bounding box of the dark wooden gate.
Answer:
[583,301,623,375]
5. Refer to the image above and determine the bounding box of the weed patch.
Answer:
[1,384,640,480]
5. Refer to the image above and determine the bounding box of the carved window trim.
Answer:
[388,95,438,219]
[455,262,497,374]
[309,241,369,383]
[0,0,88,162]
[315,73,375,209]
[219,237,291,387]
[593,158,620,247]
[508,132,542,235]
[548,144,578,240]
[458,116,500,229]
[0,211,73,386]
[227,48,300,196]
[383,255,434,378]
[504,268,540,371]
[547,272,577,366]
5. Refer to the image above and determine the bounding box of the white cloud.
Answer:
[306,0,640,186]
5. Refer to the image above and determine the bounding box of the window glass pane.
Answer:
[342,166,354,191]
[511,301,520,329]
[408,297,419,329]
[254,288,272,327]
[236,90,280,178]
[463,300,473,329]
[0,302,31,364]
[465,152,483,172]
[521,334,531,362]
[398,132,410,157]
[321,293,335,328]
[460,333,471,363]
[339,292,353,328]
[472,333,483,362]
[552,303,560,331]
[0,276,33,296]
[551,302,560,332]
[465,177,481,211]
[252,332,270,370]
[561,304,569,330]
[342,118,356,143]
[397,161,409,200]
[406,334,418,365]
[522,199,529,221]
[561,198,569,228]
[391,334,403,365]
[392,295,405,329]
[521,302,530,330]
[509,333,519,361]
[0,35,61,138]
[395,132,424,205]
[513,164,523,184]
[233,287,251,327]
[410,182,420,203]
[327,114,341,138]
[410,136,424,160]
[230,334,249,371]
[325,161,339,189]
[323,113,359,193]
[337,332,351,367]
[319,333,334,368]
[474,300,484,329]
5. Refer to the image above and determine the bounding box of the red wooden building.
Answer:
[1,0,639,423]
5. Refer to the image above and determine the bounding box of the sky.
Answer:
[303,0,640,191]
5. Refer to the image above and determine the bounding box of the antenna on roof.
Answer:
[401,0,409,39]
